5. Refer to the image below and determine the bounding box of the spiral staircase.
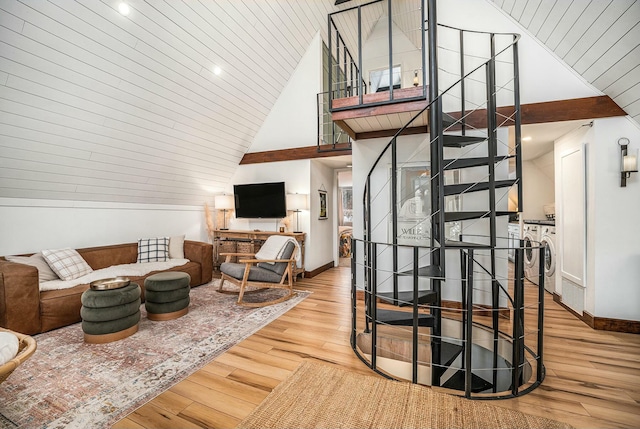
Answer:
[327,0,545,399]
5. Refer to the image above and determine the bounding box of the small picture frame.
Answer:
[318,189,328,220]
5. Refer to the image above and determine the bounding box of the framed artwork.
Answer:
[318,189,328,220]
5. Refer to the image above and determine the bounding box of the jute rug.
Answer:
[238,361,573,429]
[0,281,308,429]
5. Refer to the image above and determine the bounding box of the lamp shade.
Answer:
[286,193,308,211]
[623,151,638,172]
[214,194,234,210]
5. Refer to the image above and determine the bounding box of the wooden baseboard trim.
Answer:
[304,261,335,279]
[553,292,640,334]
[584,311,640,334]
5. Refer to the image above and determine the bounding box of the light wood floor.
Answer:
[114,267,640,429]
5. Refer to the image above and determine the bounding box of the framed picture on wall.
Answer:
[318,189,328,220]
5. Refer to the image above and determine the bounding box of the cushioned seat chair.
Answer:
[218,239,296,307]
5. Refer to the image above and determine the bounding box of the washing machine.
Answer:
[539,225,556,293]
[522,223,541,285]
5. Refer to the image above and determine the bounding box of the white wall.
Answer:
[310,160,336,270]
[229,160,311,234]
[247,33,322,153]
[522,158,555,220]
[555,117,640,322]
[0,197,206,255]
[589,118,640,321]
[226,34,332,271]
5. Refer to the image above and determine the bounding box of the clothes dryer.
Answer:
[539,225,556,293]
[522,223,541,285]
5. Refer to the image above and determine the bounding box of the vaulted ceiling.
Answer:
[0,0,341,205]
[491,0,640,125]
[1,0,637,207]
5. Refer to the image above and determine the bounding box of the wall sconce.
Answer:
[413,70,419,87]
[619,137,638,187]
[214,194,234,230]
[286,193,307,233]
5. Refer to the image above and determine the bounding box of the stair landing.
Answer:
[331,86,429,140]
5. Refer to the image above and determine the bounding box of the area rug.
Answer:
[238,361,573,429]
[0,282,308,429]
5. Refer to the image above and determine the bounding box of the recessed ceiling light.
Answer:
[213,66,222,76]
[522,136,532,141]
[118,2,130,15]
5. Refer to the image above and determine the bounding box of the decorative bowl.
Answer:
[90,277,131,291]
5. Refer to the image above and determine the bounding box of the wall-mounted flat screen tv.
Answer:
[233,182,287,219]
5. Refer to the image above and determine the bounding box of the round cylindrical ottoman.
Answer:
[81,283,141,344]
[144,272,191,321]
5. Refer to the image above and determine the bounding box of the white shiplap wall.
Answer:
[491,0,640,124]
[0,0,342,205]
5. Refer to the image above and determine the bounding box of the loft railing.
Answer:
[317,91,352,152]
[328,0,427,111]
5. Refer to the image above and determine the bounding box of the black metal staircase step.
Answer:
[441,341,464,367]
[441,370,494,393]
[444,211,515,222]
[442,134,487,148]
[443,179,517,196]
[375,309,435,327]
[378,290,438,306]
[398,265,443,278]
[442,155,514,170]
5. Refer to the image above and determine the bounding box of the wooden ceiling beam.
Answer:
[240,144,351,165]
[240,96,626,164]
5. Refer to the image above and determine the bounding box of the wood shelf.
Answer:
[213,230,306,279]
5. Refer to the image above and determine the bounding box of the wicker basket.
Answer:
[0,327,37,384]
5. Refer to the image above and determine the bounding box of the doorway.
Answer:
[337,170,353,267]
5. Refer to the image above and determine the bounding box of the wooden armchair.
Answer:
[218,240,297,307]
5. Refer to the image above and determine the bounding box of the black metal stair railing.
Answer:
[351,238,546,398]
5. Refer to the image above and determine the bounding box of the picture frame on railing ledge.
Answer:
[318,188,328,220]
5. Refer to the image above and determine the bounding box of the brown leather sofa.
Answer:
[0,240,213,335]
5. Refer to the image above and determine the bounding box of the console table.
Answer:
[213,230,306,278]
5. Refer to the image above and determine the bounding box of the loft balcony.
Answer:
[331,86,430,140]
[325,0,428,141]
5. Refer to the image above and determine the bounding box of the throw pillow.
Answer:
[137,237,169,263]
[5,253,59,282]
[169,235,185,259]
[0,331,19,366]
[41,248,93,281]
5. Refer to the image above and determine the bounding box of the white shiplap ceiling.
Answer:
[491,0,640,124]
[1,0,638,207]
[0,0,343,205]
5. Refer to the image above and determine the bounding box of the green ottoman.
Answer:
[144,272,191,321]
[81,283,141,344]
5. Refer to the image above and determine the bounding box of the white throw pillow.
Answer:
[169,235,185,259]
[42,248,93,281]
[137,237,169,263]
[0,332,20,366]
[5,253,60,282]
